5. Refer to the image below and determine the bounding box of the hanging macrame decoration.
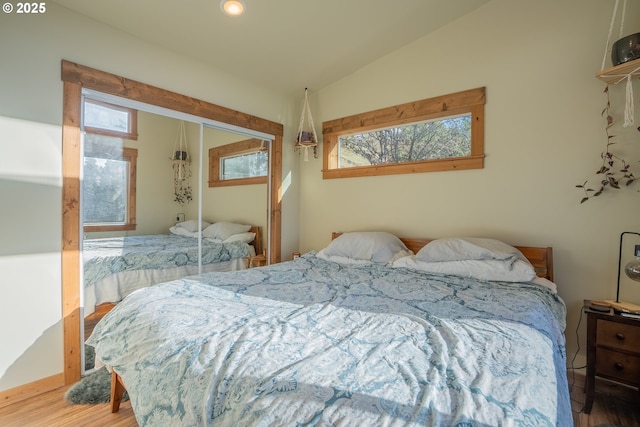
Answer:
[171,120,193,205]
[599,0,638,127]
[295,88,319,161]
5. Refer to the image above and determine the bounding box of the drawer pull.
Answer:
[615,332,625,340]
[614,362,624,371]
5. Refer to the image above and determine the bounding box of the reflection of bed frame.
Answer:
[330,232,554,281]
[249,226,262,256]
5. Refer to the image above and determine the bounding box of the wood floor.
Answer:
[569,371,640,427]
[0,372,637,426]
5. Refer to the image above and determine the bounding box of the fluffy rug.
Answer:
[85,344,95,371]
[64,366,129,405]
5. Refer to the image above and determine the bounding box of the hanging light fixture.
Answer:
[220,0,245,16]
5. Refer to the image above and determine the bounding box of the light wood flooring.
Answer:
[0,371,638,426]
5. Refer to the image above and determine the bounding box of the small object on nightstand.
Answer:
[589,300,612,313]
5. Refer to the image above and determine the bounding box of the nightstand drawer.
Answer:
[597,319,640,352]
[595,347,640,384]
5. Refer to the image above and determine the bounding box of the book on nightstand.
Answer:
[589,299,640,314]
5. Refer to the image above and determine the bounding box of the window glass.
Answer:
[83,99,138,140]
[83,156,128,224]
[221,151,268,180]
[84,101,130,133]
[209,139,268,187]
[338,114,471,168]
[82,133,137,231]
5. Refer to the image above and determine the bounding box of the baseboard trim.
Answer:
[0,373,65,409]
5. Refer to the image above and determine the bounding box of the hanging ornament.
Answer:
[295,88,319,161]
[171,121,193,205]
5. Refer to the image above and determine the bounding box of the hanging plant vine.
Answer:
[576,85,638,203]
[172,121,193,205]
[173,162,193,205]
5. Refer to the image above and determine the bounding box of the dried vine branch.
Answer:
[576,85,638,203]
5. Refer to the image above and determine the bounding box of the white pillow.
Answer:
[169,226,200,237]
[203,222,252,240]
[417,237,528,263]
[175,219,211,233]
[223,232,256,244]
[393,255,537,283]
[316,232,413,265]
[315,253,378,266]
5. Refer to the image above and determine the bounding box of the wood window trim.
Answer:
[83,147,137,232]
[209,138,268,187]
[322,87,486,179]
[84,99,139,140]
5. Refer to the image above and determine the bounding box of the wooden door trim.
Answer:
[61,60,283,384]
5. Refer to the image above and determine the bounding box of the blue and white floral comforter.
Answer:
[87,252,571,427]
[83,234,251,288]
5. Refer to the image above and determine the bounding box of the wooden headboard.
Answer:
[249,226,262,256]
[330,232,554,281]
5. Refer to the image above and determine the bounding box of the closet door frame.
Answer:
[61,60,283,384]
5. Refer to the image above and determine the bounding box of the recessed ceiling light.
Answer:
[220,0,245,16]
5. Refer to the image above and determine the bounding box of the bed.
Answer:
[83,221,261,317]
[87,232,571,426]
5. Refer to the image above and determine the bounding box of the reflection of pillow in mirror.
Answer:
[223,232,256,244]
[317,231,412,265]
[393,255,536,282]
[169,226,200,237]
[203,222,251,240]
[176,219,211,233]
[416,237,528,263]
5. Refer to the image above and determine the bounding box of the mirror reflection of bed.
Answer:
[81,108,269,366]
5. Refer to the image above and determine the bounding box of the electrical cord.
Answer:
[567,306,587,412]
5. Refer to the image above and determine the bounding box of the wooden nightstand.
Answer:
[246,251,267,268]
[583,300,640,414]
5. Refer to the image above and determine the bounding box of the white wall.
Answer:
[300,0,640,366]
[0,2,296,391]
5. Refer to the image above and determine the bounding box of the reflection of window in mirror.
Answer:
[84,99,138,140]
[83,141,137,232]
[209,138,268,187]
[83,98,138,232]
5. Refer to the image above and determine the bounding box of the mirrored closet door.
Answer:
[79,93,272,373]
[62,60,283,383]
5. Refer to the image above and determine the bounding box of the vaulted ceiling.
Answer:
[52,0,489,96]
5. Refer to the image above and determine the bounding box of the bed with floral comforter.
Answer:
[87,246,571,427]
[83,234,251,315]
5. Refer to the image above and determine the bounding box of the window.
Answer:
[83,99,138,140]
[82,134,137,232]
[322,87,485,179]
[82,98,138,232]
[209,139,268,187]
